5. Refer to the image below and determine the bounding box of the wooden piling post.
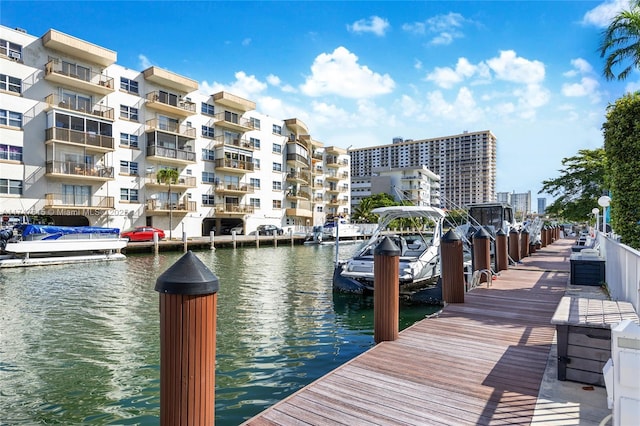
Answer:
[509,228,520,264]
[155,251,219,426]
[441,229,465,303]
[374,237,400,343]
[495,229,508,272]
[290,228,294,247]
[520,228,530,258]
[232,231,237,249]
[153,231,159,255]
[209,230,215,250]
[541,226,548,248]
[255,230,259,248]
[473,227,491,283]
[182,231,187,253]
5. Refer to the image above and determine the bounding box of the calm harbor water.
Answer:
[0,243,440,425]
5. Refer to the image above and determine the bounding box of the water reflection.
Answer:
[0,244,439,425]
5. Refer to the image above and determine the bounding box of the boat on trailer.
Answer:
[0,224,127,268]
[332,206,446,304]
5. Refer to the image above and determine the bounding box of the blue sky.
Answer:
[2,1,638,202]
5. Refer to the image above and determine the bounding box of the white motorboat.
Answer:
[332,206,445,303]
[304,219,364,245]
[0,224,127,268]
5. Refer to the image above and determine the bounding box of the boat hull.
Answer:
[4,238,127,254]
[0,252,126,268]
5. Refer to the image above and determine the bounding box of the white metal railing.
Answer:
[597,233,640,313]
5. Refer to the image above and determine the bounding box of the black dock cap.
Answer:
[496,229,506,237]
[442,229,461,242]
[155,251,219,295]
[374,236,401,256]
[474,227,491,239]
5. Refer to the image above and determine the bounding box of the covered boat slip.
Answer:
[245,239,578,425]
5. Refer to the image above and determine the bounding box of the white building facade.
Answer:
[0,26,350,237]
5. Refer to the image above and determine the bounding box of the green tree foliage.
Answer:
[603,92,640,249]
[600,0,640,81]
[351,193,398,223]
[539,149,607,222]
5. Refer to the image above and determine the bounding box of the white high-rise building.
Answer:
[0,26,350,236]
[349,130,497,209]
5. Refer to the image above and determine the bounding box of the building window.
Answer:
[0,178,22,195]
[250,137,260,150]
[253,158,261,170]
[201,125,215,138]
[201,102,215,116]
[120,105,138,122]
[272,181,282,191]
[224,110,239,124]
[0,39,22,61]
[120,188,139,202]
[272,200,282,209]
[0,74,21,94]
[202,149,215,161]
[120,77,138,94]
[120,160,138,175]
[202,194,215,206]
[120,133,139,148]
[272,124,282,135]
[202,171,216,184]
[250,198,260,208]
[250,117,261,130]
[272,143,281,154]
[0,109,22,128]
[250,178,260,189]
[0,144,22,161]
[272,162,282,172]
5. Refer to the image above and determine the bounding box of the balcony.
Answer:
[213,135,256,150]
[285,170,310,185]
[214,112,255,133]
[326,186,347,194]
[44,60,115,96]
[44,94,114,120]
[212,91,256,112]
[45,161,114,182]
[286,151,310,168]
[41,29,116,66]
[145,91,196,118]
[44,193,115,210]
[325,146,347,155]
[145,119,196,139]
[214,203,255,215]
[326,157,349,168]
[146,144,196,165]
[144,173,196,189]
[284,118,309,136]
[327,198,348,207]
[143,66,198,93]
[285,206,313,219]
[286,190,311,202]
[45,127,115,152]
[214,183,255,195]
[146,199,197,215]
[214,158,254,173]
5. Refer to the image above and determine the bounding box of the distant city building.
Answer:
[349,130,497,208]
[538,197,547,215]
[0,25,351,236]
[350,165,440,208]
[511,191,532,218]
[496,192,512,205]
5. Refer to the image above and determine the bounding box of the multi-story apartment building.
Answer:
[350,165,440,208]
[349,130,497,209]
[537,197,546,215]
[497,190,531,218]
[0,26,351,237]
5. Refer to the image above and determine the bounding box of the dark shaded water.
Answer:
[0,243,440,424]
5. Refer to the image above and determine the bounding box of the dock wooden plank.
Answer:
[243,239,574,425]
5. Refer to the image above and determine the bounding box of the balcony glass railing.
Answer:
[44,60,114,89]
[45,193,115,209]
[214,158,255,171]
[146,144,196,162]
[45,161,114,178]
[145,91,196,114]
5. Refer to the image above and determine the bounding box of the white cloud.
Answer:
[561,58,602,103]
[514,84,550,118]
[414,59,423,70]
[300,46,395,98]
[348,16,390,36]
[242,38,252,46]
[486,50,545,85]
[424,87,484,122]
[403,13,467,45]
[266,74,281,86]
[199,71,267,98]
[582,0,631,27]
[138,54,152,69]
[425,58,490,88]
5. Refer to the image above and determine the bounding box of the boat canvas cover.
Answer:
[18,225,120,240]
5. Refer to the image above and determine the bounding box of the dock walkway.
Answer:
[244,238,612,425]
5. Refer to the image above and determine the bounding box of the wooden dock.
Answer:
[244,239,575,425]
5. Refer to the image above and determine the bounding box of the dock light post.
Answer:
[374,236,400,343]
[592,207,600,234]
[155,251,219,426]
[598,196,611,234]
